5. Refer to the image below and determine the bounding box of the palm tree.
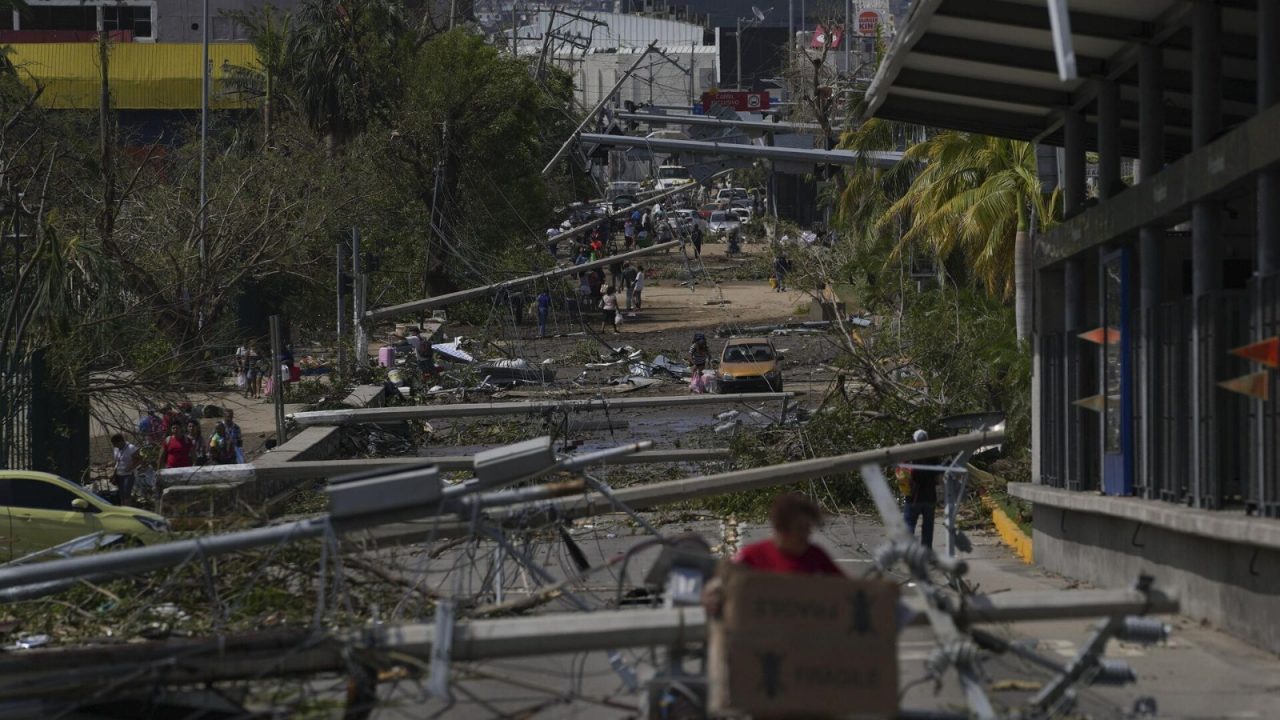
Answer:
[283,0,410,150]
[879,132,1059,342]
[226,6,293,148]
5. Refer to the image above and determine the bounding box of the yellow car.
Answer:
[717,337,783,392]
[0,470,169,561]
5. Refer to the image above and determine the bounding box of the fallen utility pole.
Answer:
[542,39,659,175]
[617,111,823,133]
[257,448,733,482]
[0,439,655,601]
[365,240,678,322]
[289,392,793,427]
[577,132,905,169]
[0,588,1178,699]
[368,430,1004,543]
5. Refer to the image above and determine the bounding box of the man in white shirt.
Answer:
[110,433,140,506]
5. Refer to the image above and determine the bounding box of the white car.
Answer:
[730,207,752,224]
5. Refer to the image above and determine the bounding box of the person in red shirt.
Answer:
[162,423,194,469]
[704,493,842,617]
[733,492,843,576]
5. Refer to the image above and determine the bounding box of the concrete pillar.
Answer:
[1259,0,1280,277]
[1254,0,1280,508]
[1063,109,1086,215]
[1097,80,1122,199]
[1064,254,1093,491]
[1138,44,1165,499]
[1191,0,1223,508]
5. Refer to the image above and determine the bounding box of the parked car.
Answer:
[708,210,740,236]
[672,208,701,233]
[730,207,753,224]
[698,202,720,220]
[717,337,783,392]
[0,471,169,560]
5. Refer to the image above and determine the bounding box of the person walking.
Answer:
[224,409,244,463]
[600,285,621,334]
[623,219,635,250]
[688,333,710,393]
[186,419,206,466]
[162,423,194,470]
[773,252,790,292]
[208,422,232,465]
[536,289,552,338]
[631,265,646,309]
[621,262,638,311]
[903,429,942,548]
[246,347,263,399]
[691,223,703,259]
[110,433,140,506]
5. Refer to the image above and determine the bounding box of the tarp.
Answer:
[7,43,259,110]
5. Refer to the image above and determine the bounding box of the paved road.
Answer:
[363,512,1278,719]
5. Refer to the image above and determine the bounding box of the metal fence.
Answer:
[1156,299,1193,504]
[0,354,33,470]
[1039,332,1066,488]
[1251,274,1280,517]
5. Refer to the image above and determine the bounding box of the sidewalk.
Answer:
[794,519,1279,719]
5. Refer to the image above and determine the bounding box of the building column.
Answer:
[1259,0,1280,277]
[1097,80,1122,200]
[1063,108,1092,490]
[1191,0,1223,507]
[1254,0,1280,510]
[1063,109,1086,215]
[1138,44,1165,500]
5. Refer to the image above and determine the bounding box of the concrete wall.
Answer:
[1033,505,1280,655]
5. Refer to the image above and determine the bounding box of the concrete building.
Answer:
[513,10,718,110]
[2,0,302,43]
[865,0,1280,654]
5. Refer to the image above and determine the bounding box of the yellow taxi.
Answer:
[0,470,169,560]
[717,337,783,392]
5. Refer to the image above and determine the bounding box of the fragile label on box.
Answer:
[709,565,899,718]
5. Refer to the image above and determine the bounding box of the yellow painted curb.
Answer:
[982,496,1034,564]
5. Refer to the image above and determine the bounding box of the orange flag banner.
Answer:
[1217,371,1270,400]
[1077,327,1121,345]
[1229,337,1280,368]
[1072,394,1108,412]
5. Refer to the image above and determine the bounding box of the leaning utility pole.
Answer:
[541,40,660,175]
[352,227,367,366]
[335,240,347,375]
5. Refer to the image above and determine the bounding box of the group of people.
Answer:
[235,341,301,399]
[112,405,245,505]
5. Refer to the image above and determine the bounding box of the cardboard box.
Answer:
[709,565,899,718]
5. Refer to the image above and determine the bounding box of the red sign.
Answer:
[811,24,843,49]
[858,11,880,35]
[701,91,771,113]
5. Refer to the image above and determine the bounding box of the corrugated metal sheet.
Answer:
[7,43,259,110]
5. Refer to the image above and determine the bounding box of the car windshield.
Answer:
[658,167,689,179]
[725,343,774,362]
[711,211,728,222]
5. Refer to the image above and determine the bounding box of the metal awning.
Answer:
[863,0,1261,156]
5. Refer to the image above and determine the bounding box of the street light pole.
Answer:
[199,0,209,265]
[736,17,743,89]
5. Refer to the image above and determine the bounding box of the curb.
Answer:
[983,495,1033,564]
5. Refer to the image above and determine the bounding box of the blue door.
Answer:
[1101,249,1134,495]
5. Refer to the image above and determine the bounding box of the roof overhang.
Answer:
[863,0,1261,157]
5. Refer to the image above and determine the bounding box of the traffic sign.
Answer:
[858,11,880,35]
